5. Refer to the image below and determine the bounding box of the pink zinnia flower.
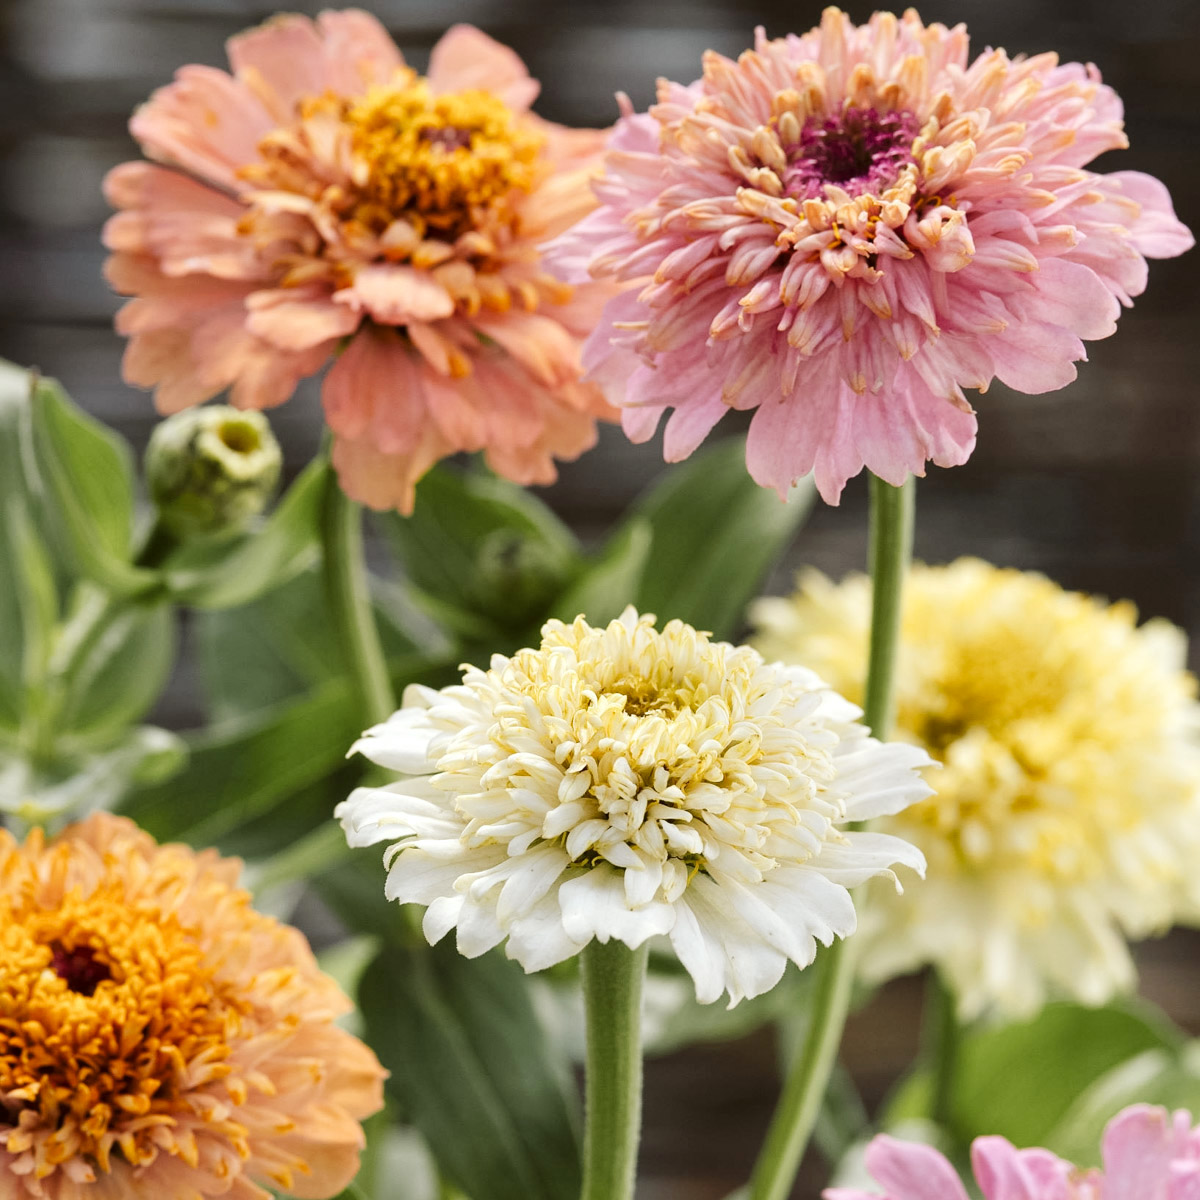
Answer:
[104,11,615,511]
[826,1104,1200,1200]
[547,7,1193,503]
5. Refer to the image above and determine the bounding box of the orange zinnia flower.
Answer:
[0,814,385,1198]
[104,11,615,511]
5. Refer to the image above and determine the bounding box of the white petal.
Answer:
[505,890,588,972]
[456,899,506,958]
[835,738,935,821]
[423,895,463,945]
[351,707,442,772]
[496,846,571,924]
[558,867,676,948]
[815,832,926,887]
[668,897,729,1005]
[387,845,506,904]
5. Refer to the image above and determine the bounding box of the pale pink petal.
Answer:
[1102,171,1196,259]
[473,310,582,387]
[130,65,273,191]
[1101,1105,1179,1199]
[331,427,450,514]
[1014,258,1120,341]
[227,14,330,121]
[315,10,405,95]
[245,287,361,350]
[427,25,540,111]
[862,1135,970,1200]
[971,1137,1067,1200]
[322,325,426,454]
[338,265,455,324]
[989,322,1086,394]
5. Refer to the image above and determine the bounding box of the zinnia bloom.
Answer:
[751,559,1200,1018]
[335,607,931,1005]
[0,813,385,1198]
[826,1103,1200,1200]
[104,11,615,511]
[547,8,1194,503]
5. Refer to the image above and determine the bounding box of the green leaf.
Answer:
[8,498,59,696]
[624,438,816,638]
[162,458,327,610]
[1,725,186,821]
[552,518,652,626]
[1045,1042,1200,1166]
[118,680,363,845]
[55,595,175,741]
[378,464,581,632]
[359,942,582,1200]
[885,1000,1183,1150]
[27,372,160,598]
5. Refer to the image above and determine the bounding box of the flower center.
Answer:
[1,885,248,1173]
[49,942,112,996]
[780,106,920,200]
[345,76,543,237]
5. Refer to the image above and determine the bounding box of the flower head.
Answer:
[548,8,1193,503]
[336,608,931,1005]
[751,559,1200,1018]
[145,405,282,536]
[0,813,385,1198]
[825,1104,1200,1200]
[104,11,615,512]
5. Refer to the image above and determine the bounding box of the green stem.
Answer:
[747,474,915,1200]
[321,474,396,728]
[924,969,960,1130]
[580,940,648,1200]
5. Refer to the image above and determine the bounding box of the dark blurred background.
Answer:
[2,0,1199,1194]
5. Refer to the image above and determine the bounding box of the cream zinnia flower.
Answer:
[336,608,931,1005]
[752,560,1200,1019]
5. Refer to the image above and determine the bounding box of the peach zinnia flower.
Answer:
[0,813,385,1198]
[104,11,614,511]
[547,7,1193,503]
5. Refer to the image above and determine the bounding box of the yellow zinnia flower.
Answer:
[751,559,1200,1019]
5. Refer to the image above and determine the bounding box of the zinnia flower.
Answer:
[826,1103,1200,1200]
[547,8,1194,503]
[751,559,1200,1018]
[335,607,931,1005]
[0,813,385,1198]
[104,11,615,512]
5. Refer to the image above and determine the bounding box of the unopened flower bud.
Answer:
[145,407,282,537]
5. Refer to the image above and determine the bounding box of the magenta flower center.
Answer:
[50,942,113,996]
[781,107,921,200]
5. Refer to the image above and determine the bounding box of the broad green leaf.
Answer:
[118,680,363,845]
[0,362,47,724]
[625,438,816,638]
[8,498,58,695]
[378,464,581,632]
[162,459,327,610]
[1046,1042,1200,1166]
[54,595,176,741]
[1,725,186,821]
[552,518,652,626]
[195,564,450,723]
[359,943,581,1200]
[885,1000,1183,1150]
[27,373,159,598]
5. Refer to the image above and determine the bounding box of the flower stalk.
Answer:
[925,969,961,1130]
[580,940,649,1200]
[747,473,915,1200]
[321,470,396,728]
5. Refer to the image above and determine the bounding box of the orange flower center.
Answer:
[0,882,250,1177]
[242,68,544,249]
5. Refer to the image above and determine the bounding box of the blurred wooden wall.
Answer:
[2,2,1198,1194]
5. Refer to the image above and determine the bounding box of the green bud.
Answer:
[144,407,283,538]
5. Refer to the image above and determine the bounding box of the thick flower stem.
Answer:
[321,474,396,728]
[580,940,649,1200]
[747,474,915,1200]
[924,969,960,1131]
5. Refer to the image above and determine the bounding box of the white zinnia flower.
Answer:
[336,608,931,1005]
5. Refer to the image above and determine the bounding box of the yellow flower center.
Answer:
[345,75,543,237]
[0,879,249,1175]
[244,68,543,247]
